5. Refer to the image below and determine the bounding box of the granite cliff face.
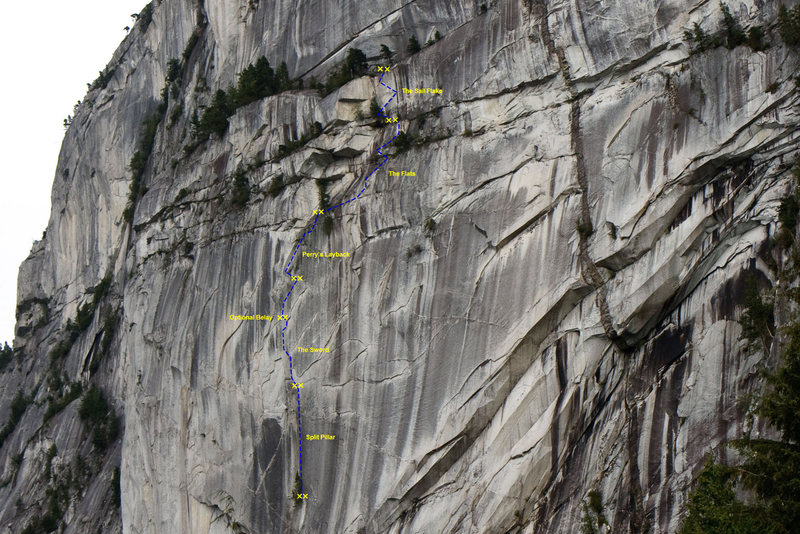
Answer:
[1,0,797,532]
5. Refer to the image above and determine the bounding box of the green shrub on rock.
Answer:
[0,342,12,370]
[0,390,31,448]
[720,2,746,49]
[779,5,800,46]
[747,26,767,51]
[230,167,250,207]
[79,386,120,450]
[266,176,285,198]
[407,35,421,54]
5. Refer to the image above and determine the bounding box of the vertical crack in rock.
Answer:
[533,0,620,345]
[530,1,645,530]
[570,102,621,345]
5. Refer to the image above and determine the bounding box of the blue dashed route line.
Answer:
[280,71,399,496]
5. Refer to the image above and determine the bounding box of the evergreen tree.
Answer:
[747,26,767,52]
[720,2,745,49]
[254,56,276,94]
[79,386,109,424]
[165,58,182,83]
[394,131,415,153]
[380,44,393,61]
[322,50,367,94]
[196,89,232,139]
[344,48,368,78]
[0,342,12,370]
[679,461,768,534]
[138,3,154,31]
[757,320,800,443]
[233,65,258,106]
[779,5,800,46]
[275,61,291,92]
[369,97,382,120]
[739,274,775,352]
[407,35,421,54]
[231,56,277,108]
[230,167,250,207]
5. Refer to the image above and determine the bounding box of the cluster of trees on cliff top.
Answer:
[191,56,295,142]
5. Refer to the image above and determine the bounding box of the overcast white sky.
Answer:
[0,1,147,345]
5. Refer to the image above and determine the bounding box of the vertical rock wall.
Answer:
[1,0,798,532]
